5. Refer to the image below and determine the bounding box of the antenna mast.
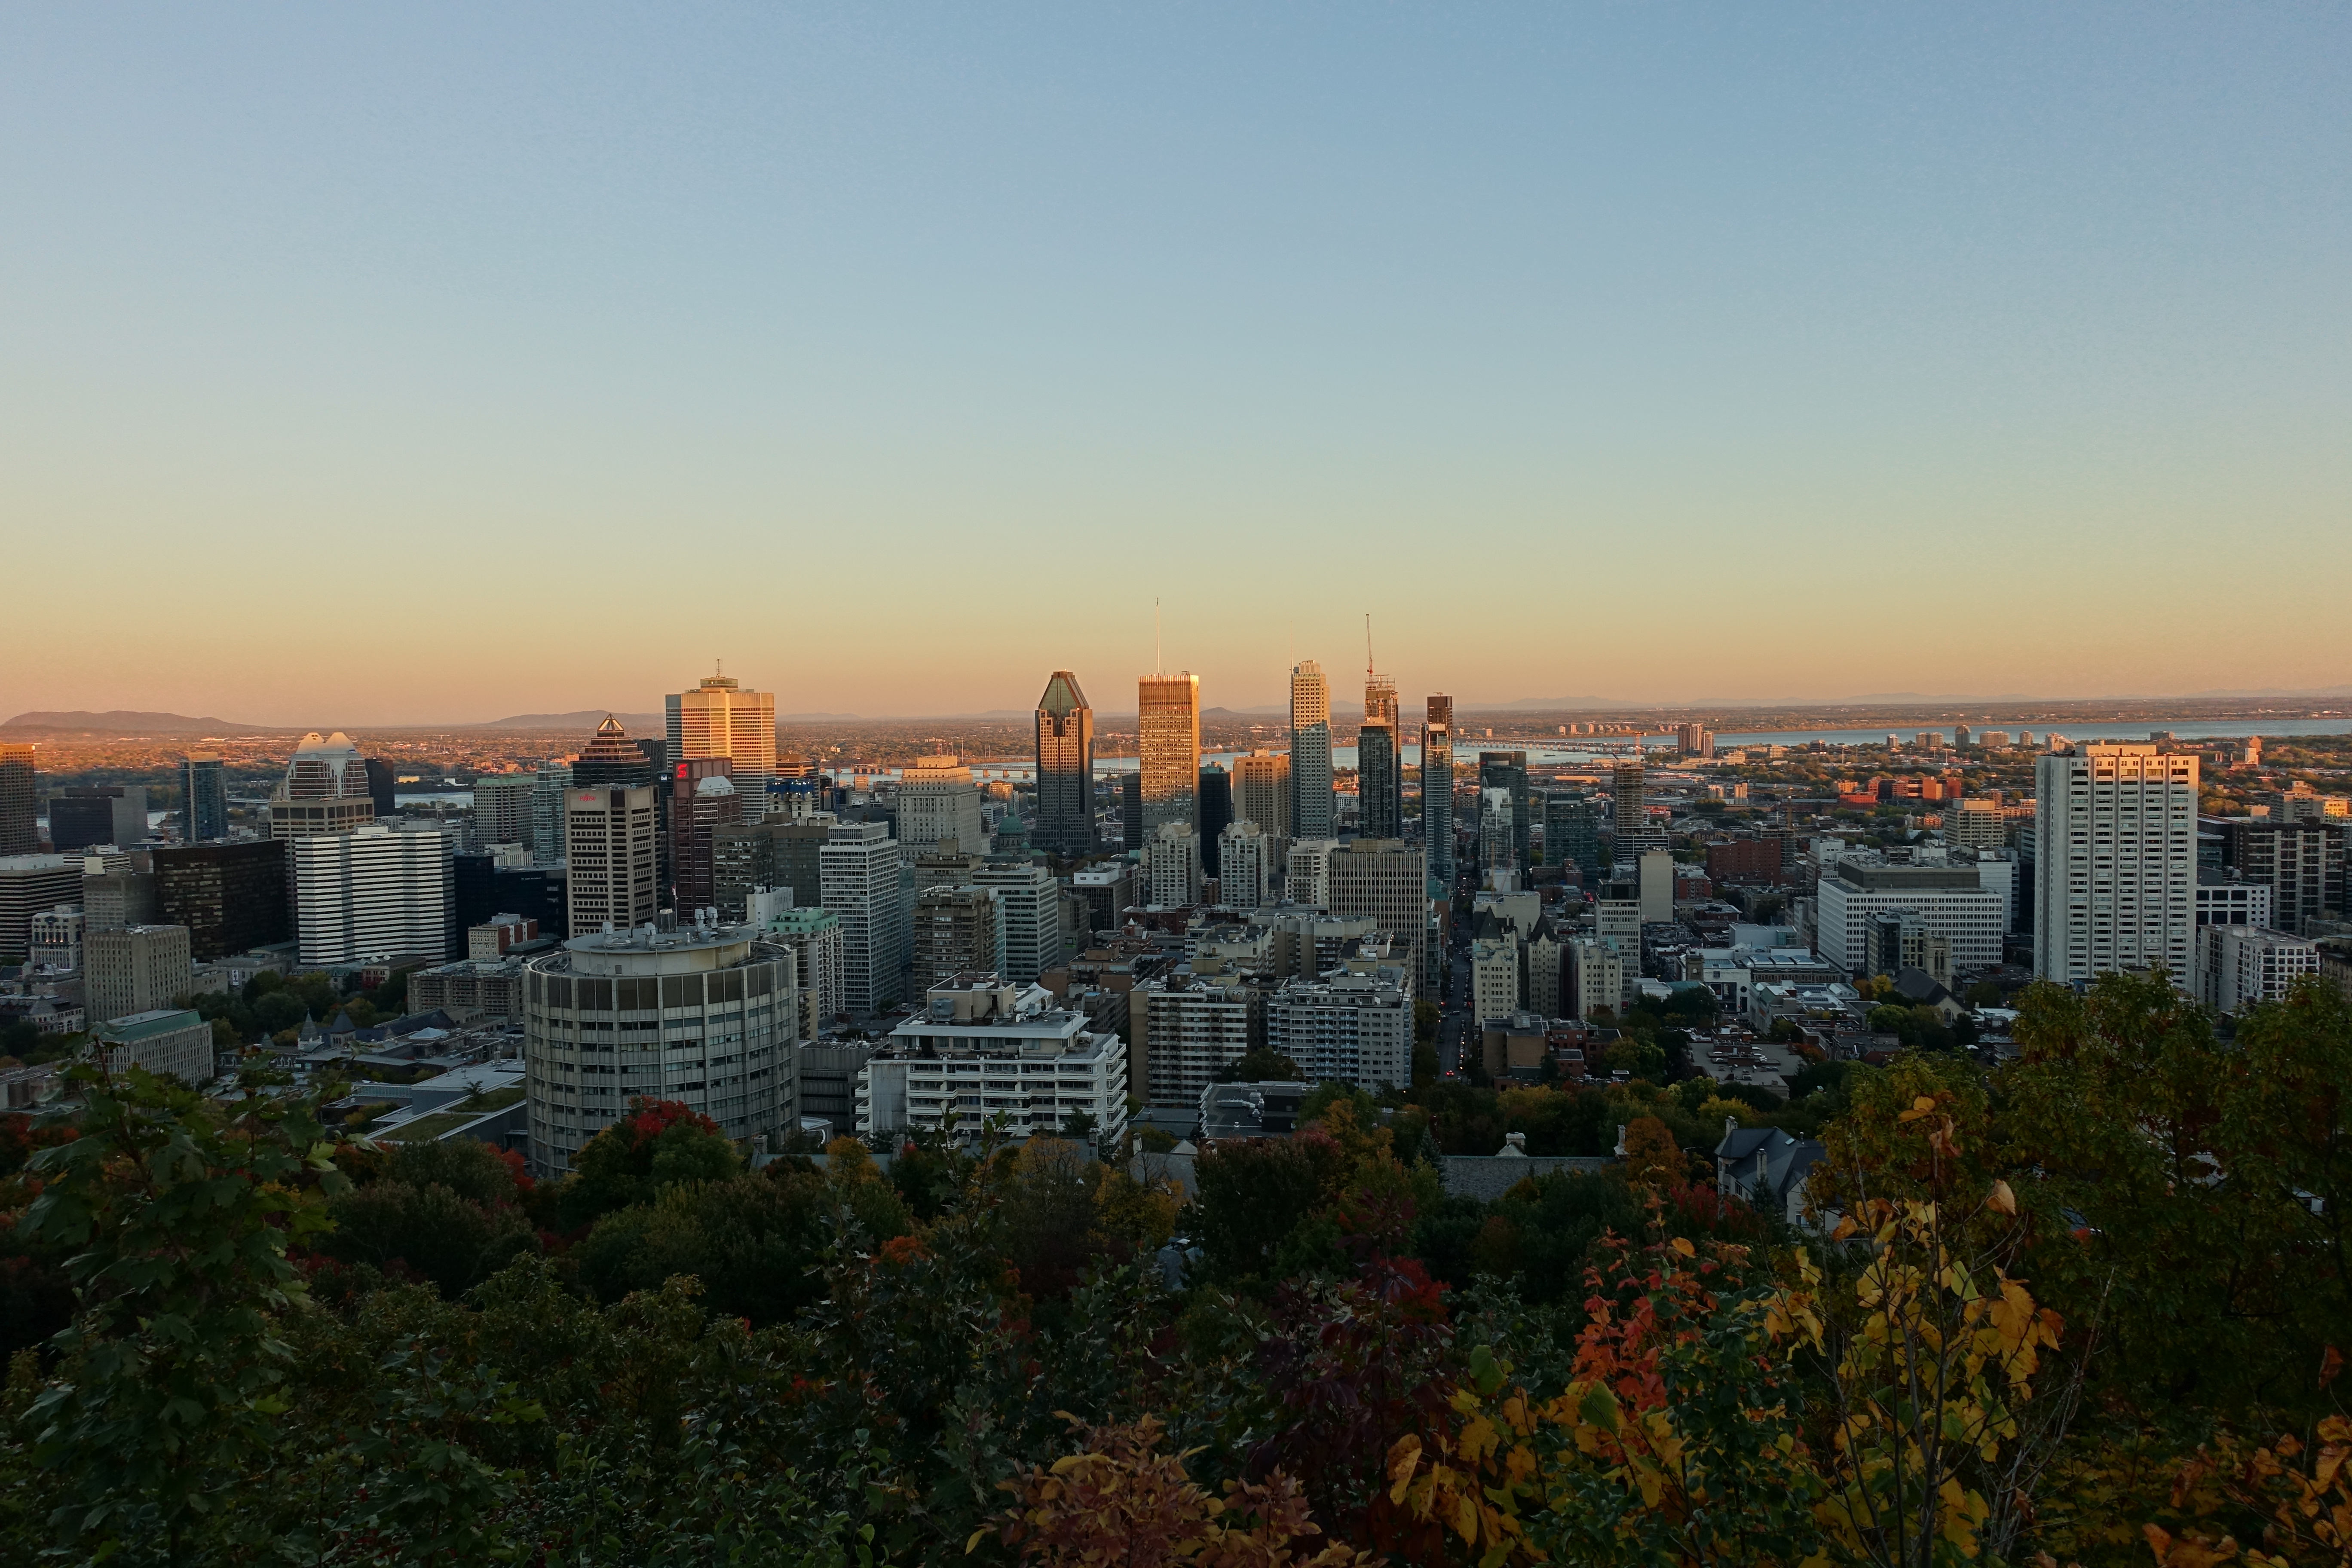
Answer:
[1155,598,1162,675]
[1364,613,1374,677]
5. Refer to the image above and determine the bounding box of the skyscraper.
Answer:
[1033,671,1095,857]
[666,668,778,793]
[565,784,659,936]
[472,773,536,848]
[821,818,905,1013]
[0,744,37,855]
[50,787,149,852]
[1197,763,1232,876]
[1611,759,1648,839]
[1328,837,1429,986]
[898,755,986,853]
[1358,720,1401,839]
[1542,791,1600,876]
[1231,750,1292,840]
[2033,743,2198,983]
[1479,751,1529,869]
[180,756,228,844]
[290,824,455,965]
[1290,660,1335,840]
[364,758,397,821]
[530,763,575,867]
[670,763,742,916]
[1137,672,1201,836]
[271,733,375,843]
[1421,698,1454,882]
[84,924,194,1027]
[1218,821,1272,908]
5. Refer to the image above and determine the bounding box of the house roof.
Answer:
[1892,968,1954,1007]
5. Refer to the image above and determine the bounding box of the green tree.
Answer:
[1216,1048,1301,1083]
[557,1097,742,1229]
[17,1063,346,1562]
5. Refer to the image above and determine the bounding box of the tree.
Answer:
[558,1097,741,1229]
[1217,1049,1302,1084]
[16,1063,346,1562]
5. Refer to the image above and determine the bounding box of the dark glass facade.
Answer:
[153,839,290,960]
[1197,763,1232,876]
[1479,751,1530,869]
[1033,671,1096,857]
[363,758,397,820]
[180,757,228,843]
[1357,723,1400,839]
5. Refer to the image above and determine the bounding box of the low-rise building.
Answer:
[1715,1123,1826,1227]
[2196,925,2319,1014]
[94,1008,214,1084]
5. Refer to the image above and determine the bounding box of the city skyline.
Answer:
[4,7,2348,725]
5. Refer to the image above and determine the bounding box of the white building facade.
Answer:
[1265,974,1411,1093]
[291,825,454,967]
[855,980,1127,1148]
[2034,744,2199,984]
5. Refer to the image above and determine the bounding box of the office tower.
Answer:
[565,784,659,936]
[1542,793,1600,876]
[914,885,1002,989]
[2213,818,2344,936]
[972,862,1062,983]
[1329,837,1429,988]
[1479,788,1515,874]
[1137,672,1201,836]
[899,754,986,853]
[573,717,656,790]
[153,841,289,959]
[50,786,150,852]
[0,744,38,854]
[1421,710,1454,882]
[523,922,795,1177]
[1197,763,1232,876]
[83,854,159,931]
[1118,772,1143,851]
[290,824,455,966]
[530,763,575,866]
[271,733,375,843]
[1219,821,1272,908]
[1638,849,1675,924]
[1479,752,1529,867]
[1358,720,1401,839]
[1818,862,2006,977]
[0,854,85,959]
[1286,838,1337,907]
[1232,750,1292,840]
[1033,671,1096,857]
[179,756,228,844]
[2034,744,2199,983]
[84,924,194,1026]
[821,819,904,1013]
[1289,660,1335,839]
[363,758,397,821]
[1611,759,1647,838]
[764,906,845,1037]
[667,668,778,794]
[670,766,742,915]
[712,819,831,920]
[472,773,537,848]
[1143,821,1204,906]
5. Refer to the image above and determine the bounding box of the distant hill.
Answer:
[2,710,291,734]
[474,711,667,732]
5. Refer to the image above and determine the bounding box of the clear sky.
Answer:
[3,5,2346,724]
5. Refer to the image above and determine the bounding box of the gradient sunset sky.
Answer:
[3,5,2346,725]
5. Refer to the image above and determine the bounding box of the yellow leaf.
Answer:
[965,1527,991,1554]
[1988,1179,2017,1215]
[1452,1492,1479,1543]
[1670,1236,1696,1258]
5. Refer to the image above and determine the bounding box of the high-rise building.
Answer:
[1328,838,1429,989]
[1218,821,1272,908]
[1479,788,1515,875]
[2034,744,2199,984]
[667,669,778,795]
[531,763,575,867]
[1566,937,1625,1020]
[1611,759,1648,839]
[1289,661,1335,840]
[272,734,375,847]
[1265,974,1411,1093]
[913,885,1002,990]
[153,841,289,959]
[1137,673,1202,836]
[972,862,1063,984]
[2211,818,2344,937]
[1479,752,1529,868]
[1675,723,1715,760]
[1421,702,1454,883]
[712,818,832,920]
[290,824,455,966]
[83,853,158,932]
[0,854,84,960]
[0,744,39,855]
[1118,772,1144,851]
[472,773,537,849]
[1143,821,1204,906]
[364,758,397,821]
[898,754,986,853]
[1133,976,1256,1106]
[1033,671,1095,857]
[1817,862,2006,978]
[1231,750,1292,841]
[1357,720,1401,839]
[1638,849,1675,925]
[180,756,228,844]
[1197,763,1233,876]
[50,787,150,852]
[565,785,659,937]
[573,717,656,790]
[762,906,845,1038]
[524,921,796,1177]
[670,765,742,916]
[1286,838,1337,907]
[84,924,194,1027]
[1470,938,1520,1024]
[1071,863,1139,935]
[821,819,905,1014]
[1542,792,1600,876]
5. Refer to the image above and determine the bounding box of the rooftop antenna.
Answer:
[1154,597,1162,675]
[1365,612,1375,678]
